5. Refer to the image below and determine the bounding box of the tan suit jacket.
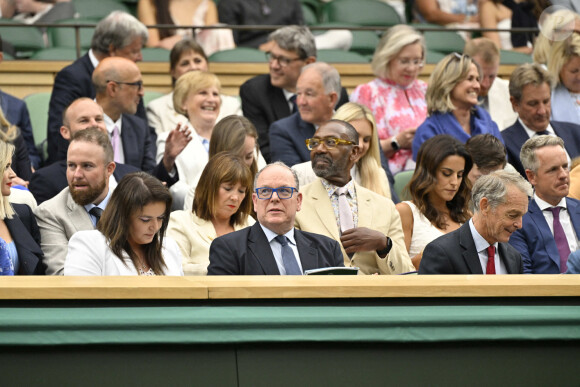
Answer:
[295,179,413,275]
[33,187,94,275]
[167,210,255,275]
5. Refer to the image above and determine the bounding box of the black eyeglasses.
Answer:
[255,187,297,200]
[107,80,143,89]
[266,52,304,67]
[305,137,355,150]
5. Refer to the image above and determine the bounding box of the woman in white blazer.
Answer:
[65,172,183,276]
[167,152,255,275]
[146,38,241,137]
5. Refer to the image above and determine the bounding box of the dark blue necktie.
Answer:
[275,235,302,275]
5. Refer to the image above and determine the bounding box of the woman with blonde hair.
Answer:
[0,108,32,185]
[168,152,255,275]
[65,172,183,276]
[292,102,391,198]
[412,53,503,160]
[351,25,427,174]
[548,32,580,124]
[0,139,44,275]
[156,70,222,209]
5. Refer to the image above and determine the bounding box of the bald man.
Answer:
[29,98,139,204]
[93,57,190,187]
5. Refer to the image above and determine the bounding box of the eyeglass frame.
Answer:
[394,57,425,68]
[265,52,305,67]
[254,186,298,200]
[305,137,356,151]
[106,79,144,90]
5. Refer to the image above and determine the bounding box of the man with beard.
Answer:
[34,128,119,275]
[29,98,139,205]
[502,63,580,179]
[509,135,580,273]
[294,120,413,275]
[420,170,530,274]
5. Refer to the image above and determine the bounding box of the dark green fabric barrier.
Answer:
[1,305,579,346]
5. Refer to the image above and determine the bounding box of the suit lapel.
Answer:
[5,217,42,275]
[528,200,561,268]
[309,180,341,241]
[247,224,281,275]
[566,198,580,240]
[355,183,372,228]
[192,214,217,246]
[270,81,291,120]
[66,190,94,231]
[497,243,518,274]
[459,223,484,274]
[294,230,319,272]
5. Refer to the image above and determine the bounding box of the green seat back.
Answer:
[30,47,79,61]
[394,170,415,201]
[23,92,51,162]
[317,49,370,63]
[209,47,267,63]
[322,0,401,27]
[49,18,96,50]
[141,47,170,62]
[71,0,130,20]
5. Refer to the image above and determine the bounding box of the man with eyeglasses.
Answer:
[239,25,349,162]
[295,120,414,275]
[208,162,343,275]
[93,57,191,187]
[47,11,150,165]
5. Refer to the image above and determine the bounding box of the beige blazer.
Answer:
[489,77,518,130]
[33,187,94,275]
[167,210,255,275]
[294,179,414,275]
[146,91,242,136]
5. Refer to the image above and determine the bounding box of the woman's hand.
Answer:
[396,128,416,150]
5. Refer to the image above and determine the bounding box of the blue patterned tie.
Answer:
[0,239,14,276]
[275,235,302,275]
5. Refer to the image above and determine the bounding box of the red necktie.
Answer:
[486,245,496,275]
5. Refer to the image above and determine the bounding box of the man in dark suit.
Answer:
[0,33,41,168]
[29,98,139,204]
[239,25,349,162]
[420,170,532,274]
[7,203,46,275]
[509,136,580,273]
[269,62,341,167]
[503,63,580,178]
[208,162,344,275]
[46,11,149,165]
[93,57,191,187]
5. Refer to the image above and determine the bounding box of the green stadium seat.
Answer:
[49,18,96,50]
[23,92,51,163]
[209,47,267,63]
[317,49,369,63]
[499,49,532,65]
[30,47,79,61]
[423,30,465,55]
[313,22,380,56]
[302,4,319,25]
[141,47,170,62]
[425,49,446,64]
[0,19,45,58]
[321,0,401,27]
[143,91,165,106]
[72,0,130,20]
[393,170,414,201]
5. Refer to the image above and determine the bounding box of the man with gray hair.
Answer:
[269,62,341,167]
[509,135,580,274]
[239,25,349,162]
[420,170,531,274]
[502,63,580,179]
[47,11,149,165]
[208,161,343,275]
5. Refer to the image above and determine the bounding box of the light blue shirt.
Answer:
[260,224,303,275]
[6,241,18,274]
[469,219,507,274]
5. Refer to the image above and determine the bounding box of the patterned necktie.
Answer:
[486,245,496,275]
[111,125,122,163]
[275,235,302,275]
[89,207,103,227]
[337,185,354,232]
[549,207,571,273]
[0,239,14,276]
[535,130,550,136]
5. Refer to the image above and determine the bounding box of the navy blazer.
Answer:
[502,120,580,179]
[419,222,523,274]
[208,223,344,275]
[28,160,140,205]
[240,73,349,162]
[509,197,580,274]
[7,203,45,275]
[46,53,147,165]
[121,114,178,187]
[269,112,315,167]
